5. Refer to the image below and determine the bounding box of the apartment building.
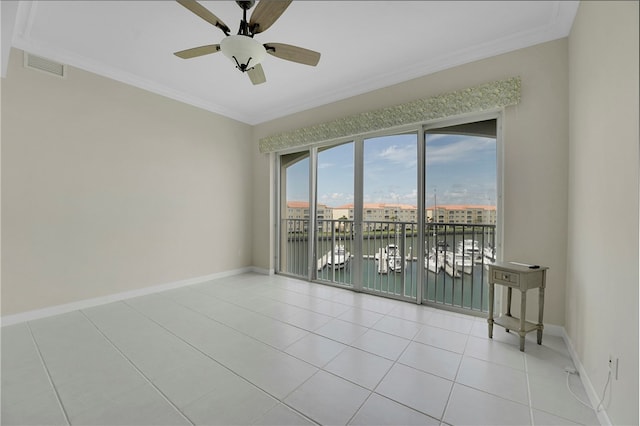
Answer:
[285,201,331,232]
[289,202,496,227]
[332,203,418,231]
[428,204,497,224]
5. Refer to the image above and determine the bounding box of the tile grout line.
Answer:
[120,299,319,426]
[343,327,436,425]
[344,390,376,425]
[438,325,472,424]
[26,322,71,426]
[524,353,535,425]
[148,285,435,424]
[175,280,478,423]
[190,278,471,345]
[164,285,418,370]
[157,290,316,354]
[79,310,195,426]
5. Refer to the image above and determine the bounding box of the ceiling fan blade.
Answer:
[264,43,320,66]
[174,44,221,59]
[176,0,230,35]
[249,0,292,34]
[247,64,267,85]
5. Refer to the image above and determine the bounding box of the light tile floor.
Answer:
[1,273,601,425]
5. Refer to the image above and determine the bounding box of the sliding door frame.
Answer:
[275,111,503,310]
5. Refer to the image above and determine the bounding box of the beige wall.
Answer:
[567,2,639,424]
[1,48,253,315]
[253,39,570,326]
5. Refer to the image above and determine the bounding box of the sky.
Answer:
[286,133,497,208]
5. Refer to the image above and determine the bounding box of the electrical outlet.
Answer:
[609,354,619,380]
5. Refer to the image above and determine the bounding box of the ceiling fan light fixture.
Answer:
[220,34,266,72]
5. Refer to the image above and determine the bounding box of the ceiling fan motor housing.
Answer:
[220,34,266,71]
[236,1,255,10]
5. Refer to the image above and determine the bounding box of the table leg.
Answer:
[537,276,546,345]
[505,287,513,332]
[519,289,527,352]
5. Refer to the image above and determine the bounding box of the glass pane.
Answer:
[315,142,354,286]
[362,133,418,299]
[424,125,497,312]
[280,152,310,277]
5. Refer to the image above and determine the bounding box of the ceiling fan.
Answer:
[174,0,321,85]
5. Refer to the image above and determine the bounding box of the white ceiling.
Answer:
[8,1,578,125]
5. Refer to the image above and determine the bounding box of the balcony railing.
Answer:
[423,222,496,313]
[280,219,496,313]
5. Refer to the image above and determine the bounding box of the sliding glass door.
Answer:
[277,115,500,314]
[315,142,354,286]
[423,119,498,313]
[361,132,418,300]
[279,151,310,277]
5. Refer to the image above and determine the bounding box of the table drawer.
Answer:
[493,269,519,285]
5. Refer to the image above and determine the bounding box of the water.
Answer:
[284,227,495,312]
[317,258,489,312]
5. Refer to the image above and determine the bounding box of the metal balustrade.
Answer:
[280,219,496,314]
[424,222,496,313]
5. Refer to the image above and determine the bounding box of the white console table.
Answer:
[487,261,548,351]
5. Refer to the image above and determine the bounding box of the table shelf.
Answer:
[493,315,539,333]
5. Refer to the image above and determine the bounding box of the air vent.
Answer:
[24,53,66,78]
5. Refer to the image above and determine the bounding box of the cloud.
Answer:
[377,144,417,167]
[427,137,494,165]
[433,182,496,206]
[318,191,353,207]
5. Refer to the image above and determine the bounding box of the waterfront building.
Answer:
[286,201,332,232]
[288,201,496,229]
[335,203,418,231]
[428,204,497,224]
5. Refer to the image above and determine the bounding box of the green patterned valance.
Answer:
[258,76,520,153]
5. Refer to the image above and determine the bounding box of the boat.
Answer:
[446,251,473,274]
[457,240,484,264]
[443,256,461,278]
[327,245,351,270]
[317,253,328,271]
[447,251,473,275]
[387,244,406,272]
[423,248,459,277]
[437,240,449,250]
[375,244,406,274]
[483,246,496,269]
[424,250,444,273]
[483,246,496,263]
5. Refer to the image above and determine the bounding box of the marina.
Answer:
[287,221,496,314]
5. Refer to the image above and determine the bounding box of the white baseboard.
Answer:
[1,267,253,327]
[560,327,612,426]
[543,322,565,337]
[250,266,274,275]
